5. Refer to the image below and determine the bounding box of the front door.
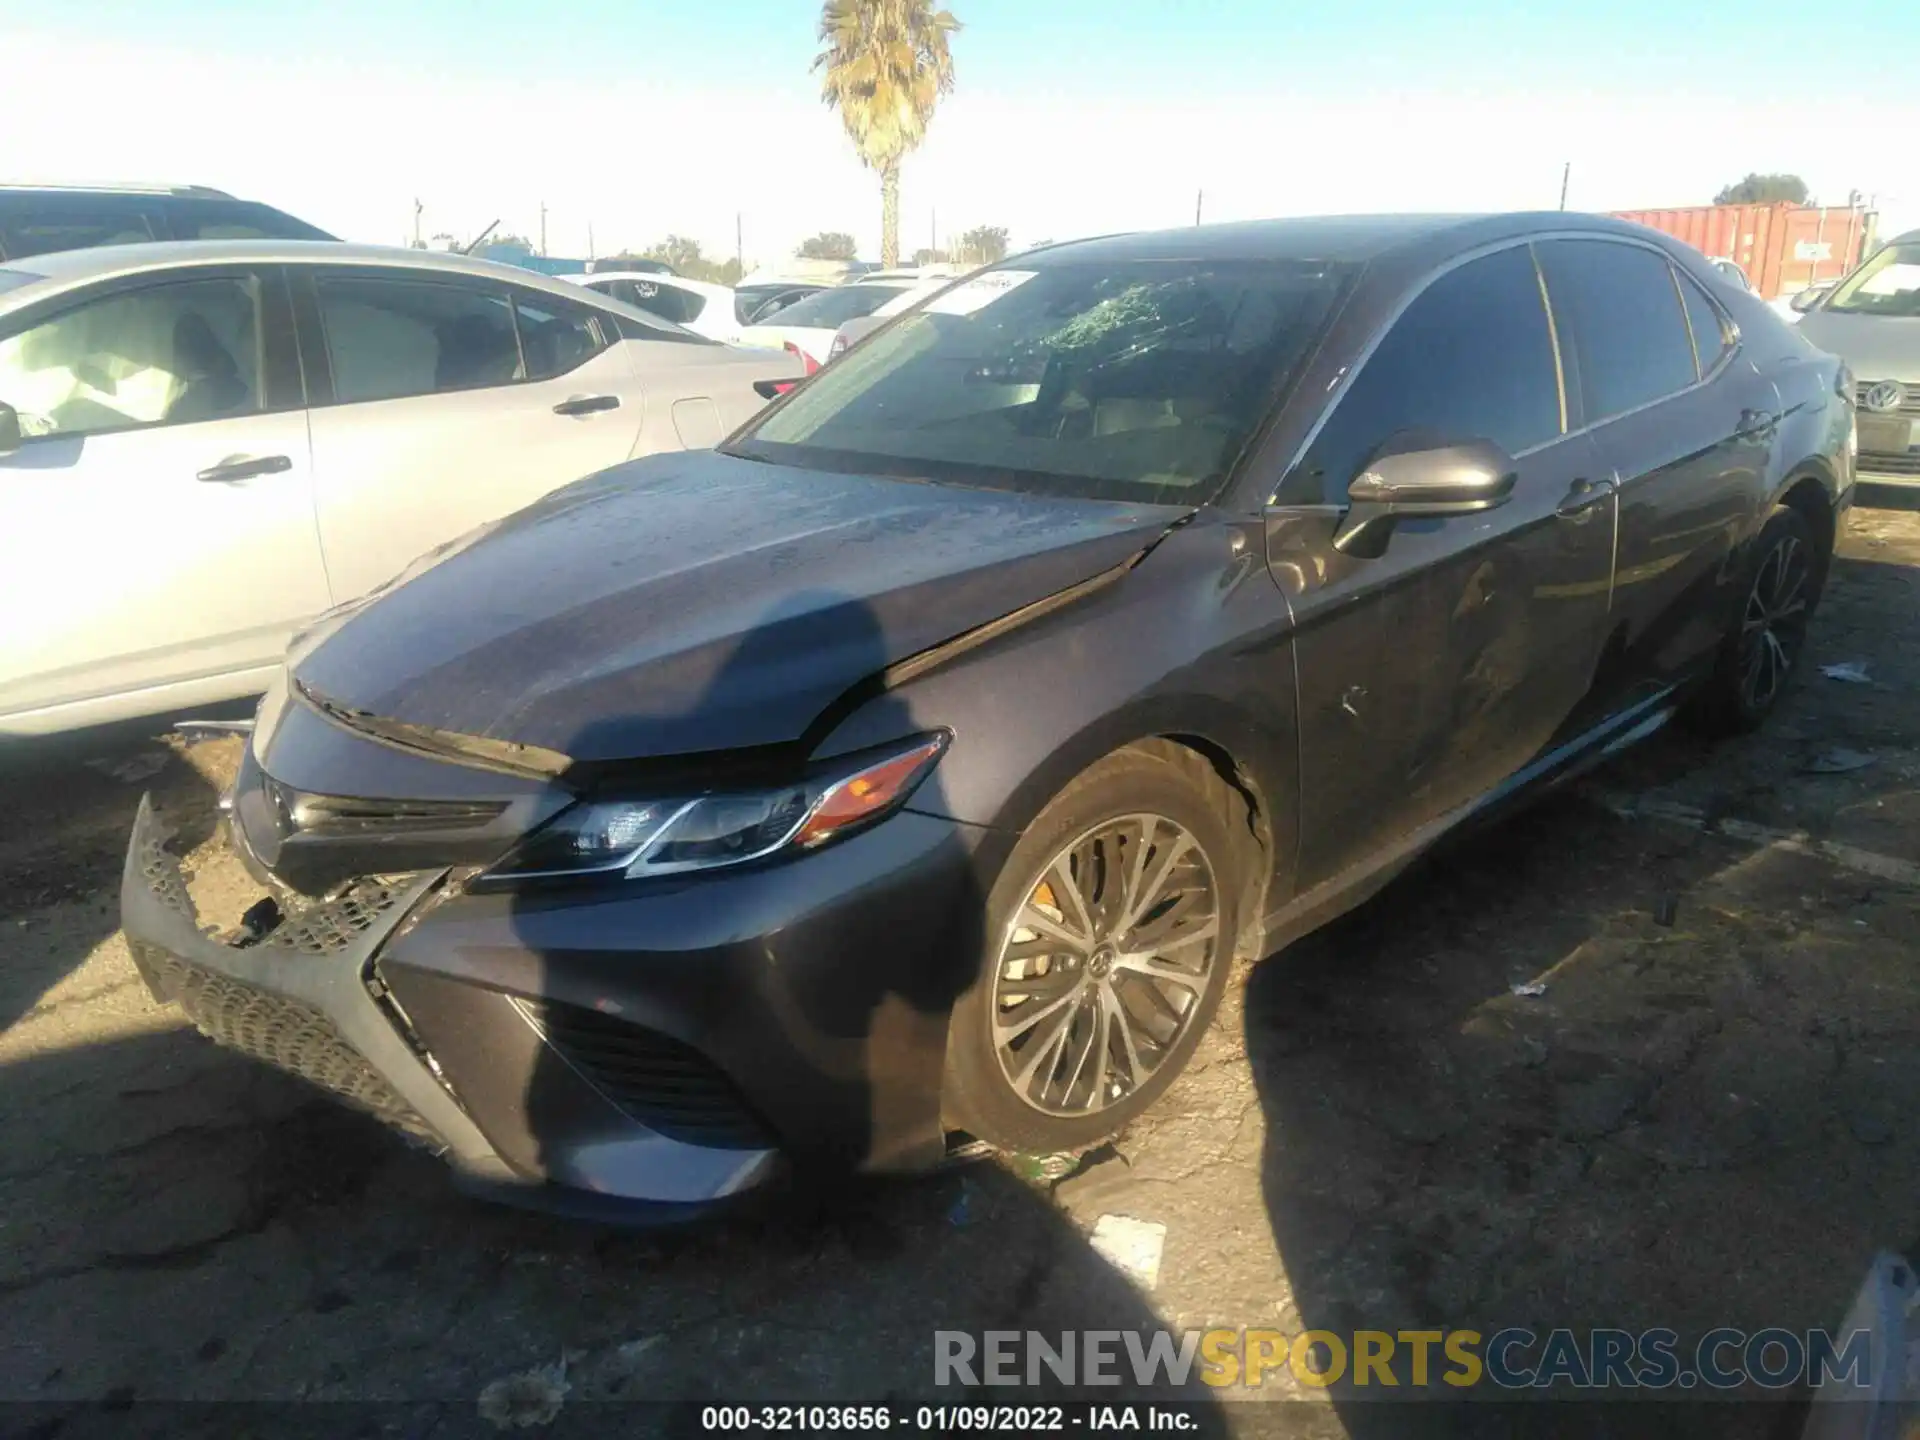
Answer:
[300,269,645,601]
[1267,242,1619,889]
[0,268,329,729]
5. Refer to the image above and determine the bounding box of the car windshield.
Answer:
[1825,243,1920,317]
[757,284,908,329]
[727,257,1354,505]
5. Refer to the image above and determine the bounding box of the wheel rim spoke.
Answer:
[990,809,1221,1118]
[1102,983,1145,1095]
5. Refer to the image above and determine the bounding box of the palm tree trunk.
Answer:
[880,159,900,268]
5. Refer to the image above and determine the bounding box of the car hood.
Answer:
[1796,310,1920,380]
[291,450,1187,763]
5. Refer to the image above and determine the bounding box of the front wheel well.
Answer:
[1146,733,1273,959]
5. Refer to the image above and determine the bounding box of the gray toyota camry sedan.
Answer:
[122,213,1854,1217]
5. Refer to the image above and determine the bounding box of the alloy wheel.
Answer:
[1739,532,1811,711]
[990,813,1222,1117]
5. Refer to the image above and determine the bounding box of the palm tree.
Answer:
[814,0,961,267]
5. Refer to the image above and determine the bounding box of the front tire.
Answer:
[941,742,1249,1154]
[1687,505,1820,736]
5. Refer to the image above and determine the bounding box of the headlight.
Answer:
[475,733,948,886]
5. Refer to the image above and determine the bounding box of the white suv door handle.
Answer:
[197,454,292,483]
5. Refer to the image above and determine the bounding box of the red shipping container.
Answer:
[1607,203,1873,300]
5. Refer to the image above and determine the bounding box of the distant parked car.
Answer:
[1709,257,1753,291]
[1794,229,1920,486]
[736,275,938,366]
[561,271,742,343]
[0,241,801,734]
[826,272,963,361]
[120,214,1850,1217]
[733,281,828,327]
[0,182,333,261]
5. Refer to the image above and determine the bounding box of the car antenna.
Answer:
[460,219,500,256]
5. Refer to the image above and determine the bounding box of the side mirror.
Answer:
[1791,283,1834,314]
[0,403,21,457]
[1333,439,1517,559]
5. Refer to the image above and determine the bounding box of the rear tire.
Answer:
[941,742,1250,1155]
[1686,505,1820,736]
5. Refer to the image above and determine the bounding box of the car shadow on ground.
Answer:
[1246,529,1920,1437]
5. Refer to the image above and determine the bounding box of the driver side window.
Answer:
[0,276,263,441]
[1289,245,1563,503]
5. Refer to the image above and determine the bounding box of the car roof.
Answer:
[0,181,234,199]
[0,239,655,304]
[1025,213,1663,267]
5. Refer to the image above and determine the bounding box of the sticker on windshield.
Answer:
[921,270,1037,316]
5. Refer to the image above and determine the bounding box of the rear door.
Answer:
[298,267,646,600]
[0,266,328,727]
[1272,242,1618,887]
[1536,239,1773,695]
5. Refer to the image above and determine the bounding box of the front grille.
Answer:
[1856,381,1920,417]
[1860,451,1920,477]
[129,943,441,1149]
[262,877,412,956]
[515,998,773,1150]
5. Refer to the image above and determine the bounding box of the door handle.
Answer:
[196,454,292,483]
[1555,476,1616,520]
[553,394,620,416]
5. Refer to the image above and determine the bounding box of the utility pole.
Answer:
[539,201,547,257]
[931,206,937,259]
[1195,190,1203,226]
[736,212,743,272]
[1558,163,1571,211]
[587,222,595,261]
[412,198,423,248]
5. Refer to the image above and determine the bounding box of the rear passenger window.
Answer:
[1293,244,1562,502]
[1537,240,1699,422]
[1675,269,1732,377]
[512,295,607,381]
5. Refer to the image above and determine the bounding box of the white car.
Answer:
[826,273,965,362]
[0,241,802,735]
[560,270,743,344]
[735,275,937,368]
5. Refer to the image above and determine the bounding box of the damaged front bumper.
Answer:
[120,795,783,1219]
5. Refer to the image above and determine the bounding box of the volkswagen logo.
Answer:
[1863,380,1907,413]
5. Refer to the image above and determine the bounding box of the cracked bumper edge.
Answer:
[119,793,511,1180]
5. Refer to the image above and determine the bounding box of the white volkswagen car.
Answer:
[0,241,802,735]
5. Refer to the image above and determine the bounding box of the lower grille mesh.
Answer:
[516,999,772,1150]
[132,943,440,1149]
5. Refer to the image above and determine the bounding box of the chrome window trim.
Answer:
[1266,230,1742,508]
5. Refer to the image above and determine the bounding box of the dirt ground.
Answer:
[3,494,1918,1439]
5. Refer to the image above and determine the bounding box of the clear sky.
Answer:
[5,0,1915,269]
